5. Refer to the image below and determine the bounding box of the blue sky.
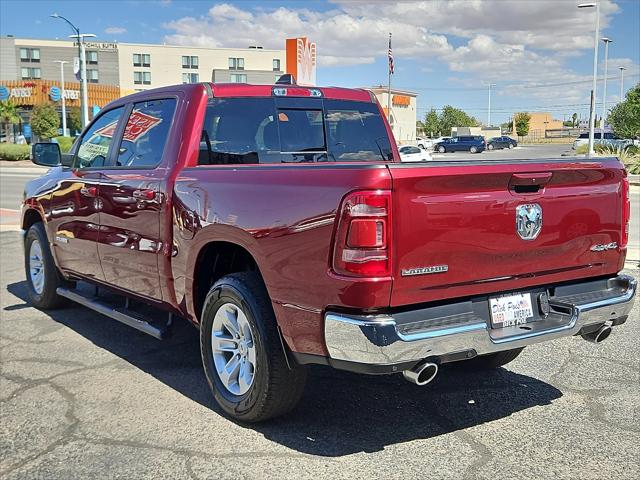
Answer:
[1,0,638,124]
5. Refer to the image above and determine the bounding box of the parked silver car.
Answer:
[572,132,632,150]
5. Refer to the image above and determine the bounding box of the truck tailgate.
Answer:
[388,158,626,307]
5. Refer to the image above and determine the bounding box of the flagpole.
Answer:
[387,32,392,125]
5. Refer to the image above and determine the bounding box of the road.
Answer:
[1,230,638,479]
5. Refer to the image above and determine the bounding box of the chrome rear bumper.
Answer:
[324,274,637,366]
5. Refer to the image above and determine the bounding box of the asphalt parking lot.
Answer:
[1,229,638,479]
[429,142,573,161]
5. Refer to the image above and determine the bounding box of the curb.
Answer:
[629,174,639,186]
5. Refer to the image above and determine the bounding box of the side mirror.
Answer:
[31,143,61,167]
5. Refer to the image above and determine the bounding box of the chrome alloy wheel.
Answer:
[29,239,45,295]
[211,302,257,395]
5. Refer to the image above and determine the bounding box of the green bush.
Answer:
[54,136,73,153]
[0,143,30,161]
[575,144,588,155]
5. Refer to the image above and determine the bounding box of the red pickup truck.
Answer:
[24,81,636,422]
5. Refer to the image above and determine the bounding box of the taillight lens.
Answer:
[621,176,630,248]
[332,190,392,277]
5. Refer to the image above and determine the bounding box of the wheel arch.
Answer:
[22,208,44,231]
[191,240,264,322]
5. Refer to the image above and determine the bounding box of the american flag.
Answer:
[388,34,394,75]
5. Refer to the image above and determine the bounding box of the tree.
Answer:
[571,112,578,127]
[67,106,82,135]
[423,108,440,137]
[0,101,20,142]
[439,105,478,135]
[514,112,531,137]
[608,83,640,139]
[31,104,60,140]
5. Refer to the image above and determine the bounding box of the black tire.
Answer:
[508,143,515,149]
[464,348,524,369]
[24,222,71,309]
[438,146,446,153]
[487,144,494,150]
[470,146,478,153]
[200,272,307,422]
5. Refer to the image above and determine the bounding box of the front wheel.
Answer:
[487,144,494,150]
[24,222,71,309]
[200,272,307,422]
[508,143,515,149]
[438,146,446,153]
[470,146,478,153]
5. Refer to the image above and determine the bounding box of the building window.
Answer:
[20,48,40,62]
[86,51,98,65]
[182,56,198,69]
[228,57,244,70]
[88,69,99,83]
[272,59,280,71]
[230,73,247,83]
[182,73,199,84]
[21,67,41,79]
[133,53,151,67]
[134,71,151,85]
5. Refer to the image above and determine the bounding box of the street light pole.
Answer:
[578,2,600,157]
[487,83,496,126]
[601,37,612,137]
[53,60,68,136]
[50,14,94,129]
[618,66,626,100]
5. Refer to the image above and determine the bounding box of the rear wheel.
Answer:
[200,272,307,422]
[438,146,446,153]
[24,222,71,309]
[487,144,494,150]
[465,348,524,369]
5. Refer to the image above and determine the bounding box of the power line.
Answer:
[397,72,639,92]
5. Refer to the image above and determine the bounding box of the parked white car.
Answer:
[417,136,450,150]
[572,132,632,150]
[399,145,432,162]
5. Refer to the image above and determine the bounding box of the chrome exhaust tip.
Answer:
[403,361,438,386]
[582,324,613,344]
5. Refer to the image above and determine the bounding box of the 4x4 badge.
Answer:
[516,203,542,240]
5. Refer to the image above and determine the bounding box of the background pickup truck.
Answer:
[24,81,636,422]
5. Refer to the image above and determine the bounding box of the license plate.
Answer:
[489,292,535,328]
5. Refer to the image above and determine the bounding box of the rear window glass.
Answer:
[199,97,393,165]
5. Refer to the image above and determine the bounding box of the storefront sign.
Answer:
[286,37,316,87]
[49,86,80,102]
[74,41,118,50]
[392,95,411,107]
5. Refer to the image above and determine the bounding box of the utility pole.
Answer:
[487,83,496,126]
[53,60,68,136]
[601,37,612,137]
[578,2,600,157]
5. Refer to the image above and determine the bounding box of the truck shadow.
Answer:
[7,280,563,458]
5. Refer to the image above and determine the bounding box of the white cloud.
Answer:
[161,0,636,107]
[105,26,127,35]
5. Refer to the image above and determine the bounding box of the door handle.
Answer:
[509,172,552,194]
[132,189,156,201]
[80,186,98,197]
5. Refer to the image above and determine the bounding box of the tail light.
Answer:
[621,175,630,248]
[332,190,392,277]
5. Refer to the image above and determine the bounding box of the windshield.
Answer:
[198,97,393,164]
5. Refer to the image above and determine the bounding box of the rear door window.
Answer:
[115,98,177,168]
[199,97,393,164]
